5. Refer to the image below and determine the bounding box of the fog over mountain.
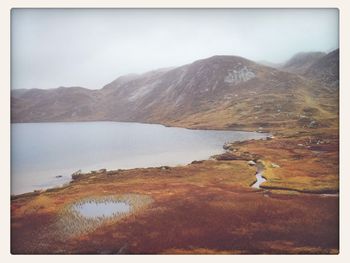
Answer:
[11,9,338,90]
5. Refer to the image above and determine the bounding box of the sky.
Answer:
[11,8,339,90]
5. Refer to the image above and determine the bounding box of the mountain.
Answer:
[280,51,326,74]
[257,60,283,69]
[304,49,339,89]
[11,51,339,130]
[11,87,103,122]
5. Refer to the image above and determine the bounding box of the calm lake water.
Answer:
[11,122,267,194]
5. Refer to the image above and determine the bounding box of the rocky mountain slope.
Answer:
[11,50,339,131]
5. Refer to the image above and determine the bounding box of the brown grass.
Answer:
[224,129,338,193]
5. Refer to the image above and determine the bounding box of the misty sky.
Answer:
[11,9,339,90]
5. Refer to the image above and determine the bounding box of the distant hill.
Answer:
[304,49,339,89]
[280,51,326,74]
[257,60,283,69]
[11,51,339,131]
[12,87,103,122]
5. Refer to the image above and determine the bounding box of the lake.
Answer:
[11,122,267,195]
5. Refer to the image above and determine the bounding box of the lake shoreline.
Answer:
[11,119,273,133]
[10,139,264,199]
[10,120,338,197]
[11,122,269,196]
[11,129,338,199]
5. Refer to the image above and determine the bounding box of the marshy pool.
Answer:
[73,200,131,219]
[57,194,153,237]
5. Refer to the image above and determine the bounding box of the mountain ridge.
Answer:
[280,51,326,74]
[11,50,339,131]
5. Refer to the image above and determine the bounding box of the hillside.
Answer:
[11,51,339,131]
[304,49,339,89]
[12,87,103,122]
[280,51,326,74]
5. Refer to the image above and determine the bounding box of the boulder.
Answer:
[270,163,280,168]
[191,160,204,164]
[215,152,241,161]
[72,169,82,176]
[248,160,256,166]
[223,143,232,150]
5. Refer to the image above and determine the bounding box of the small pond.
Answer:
[72,200,131,219]
[57,194,152,237]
